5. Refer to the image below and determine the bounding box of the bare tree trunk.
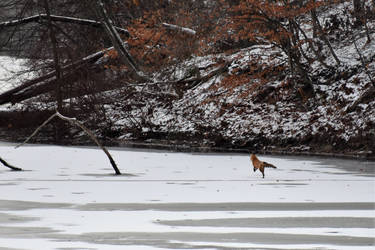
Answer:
[292,19,331,69]
[43,0,63,111]
[310,5,341,66]
[286,19,313,89]
[43,0,63,142]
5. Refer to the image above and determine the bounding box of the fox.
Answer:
[250,153,277,178]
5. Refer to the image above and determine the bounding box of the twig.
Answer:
[16,113,58,149]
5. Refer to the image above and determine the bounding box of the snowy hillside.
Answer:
[0,143,374,249]
[0,1,374,158]
[100,2,375,157]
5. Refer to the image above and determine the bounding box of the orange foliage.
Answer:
[202,0,329,99]
[126,11,197,71]
[105,49,118,60]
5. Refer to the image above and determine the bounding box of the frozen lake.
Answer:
[0,142,374,249]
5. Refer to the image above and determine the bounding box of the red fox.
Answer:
[250,154,277,178]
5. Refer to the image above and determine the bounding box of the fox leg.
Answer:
[254,167,257,172]
[260,167,265,178]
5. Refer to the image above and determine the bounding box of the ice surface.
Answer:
[0,143,374,249]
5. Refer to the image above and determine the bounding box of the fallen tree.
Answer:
[0,47,112,105]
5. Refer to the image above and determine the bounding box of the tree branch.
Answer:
[0,14,130,36]
[162,23,196,36]
[0,157,22,171]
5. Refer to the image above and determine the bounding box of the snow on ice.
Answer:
[0,143,374,249]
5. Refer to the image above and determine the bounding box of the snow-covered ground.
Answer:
[0,142,374,249]
[0,56,30,92]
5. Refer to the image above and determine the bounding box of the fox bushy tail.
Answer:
[263,162,277,168]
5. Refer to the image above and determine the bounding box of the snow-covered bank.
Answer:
[0,1,374,158]
[0,143,374,249]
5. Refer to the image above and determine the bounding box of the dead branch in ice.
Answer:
[16,111,121,175]
[162,23,196,36]
[0,14,130,36]
[0,157,22,171]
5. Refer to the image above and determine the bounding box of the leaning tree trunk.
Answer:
[310,2,340,66]
[93,0,148,81]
